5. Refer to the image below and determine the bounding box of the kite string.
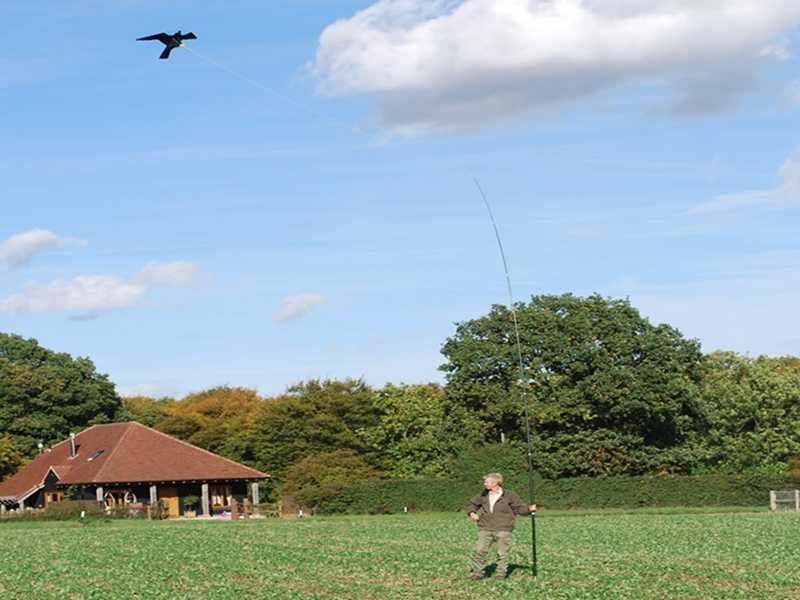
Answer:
[184,48,535,510]
[182,45,365,137]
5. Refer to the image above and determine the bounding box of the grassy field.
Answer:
[1,509,799,599]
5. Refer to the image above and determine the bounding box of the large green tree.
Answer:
[699,352,800,473]
[121,388,264,466]
[157,386,263,464]
[0,333,121,456]
[0,435,23,481]
[361,383,477,478]
[251,379,381,479]
[440,294,705,477]
[120,395,174,427]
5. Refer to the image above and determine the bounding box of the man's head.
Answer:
[483,472,503,491]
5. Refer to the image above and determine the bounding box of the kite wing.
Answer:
[137,30,195,59]
[137,33,171,43]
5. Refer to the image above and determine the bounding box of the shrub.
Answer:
[282,449,381,509]
[1,500,108,523]
[44,500,107,520]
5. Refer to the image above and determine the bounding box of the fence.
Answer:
[769,490,800,512]
[228,500,282,519]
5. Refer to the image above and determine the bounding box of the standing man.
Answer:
[465,472,536,580]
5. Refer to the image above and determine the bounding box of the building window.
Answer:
[209,484,230,509]
[45,492,64,506]
[104,490,138,509]
[87,449,104,462]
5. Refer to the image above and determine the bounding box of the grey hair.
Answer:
[484,472,503,484]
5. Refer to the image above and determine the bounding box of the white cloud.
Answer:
[0,260,200,318]
[274,293,326,322]
[0,229,85,268]
[0,275,147,316]
[137,261,198,287]
[691,151,800,213]
[313,0,800,134]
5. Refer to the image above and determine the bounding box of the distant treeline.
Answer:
[2,294,799,510]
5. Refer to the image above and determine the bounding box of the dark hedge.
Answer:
[314,473,800,514]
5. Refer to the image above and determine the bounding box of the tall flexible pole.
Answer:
[474,179,537,577]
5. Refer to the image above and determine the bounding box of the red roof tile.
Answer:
[0,422,268,501]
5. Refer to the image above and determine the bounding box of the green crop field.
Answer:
[1,510,799,599]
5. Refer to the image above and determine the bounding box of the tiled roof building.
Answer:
[0,422,268,517]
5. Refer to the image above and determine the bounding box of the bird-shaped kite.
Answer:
[136,30,197,59]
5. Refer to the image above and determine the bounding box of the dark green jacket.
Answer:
[464,489,531,531]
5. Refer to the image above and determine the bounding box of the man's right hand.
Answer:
[468,512,480,522]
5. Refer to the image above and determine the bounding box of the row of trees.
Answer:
[2,294,800,503]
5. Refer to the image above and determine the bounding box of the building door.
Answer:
[159,487,180,517]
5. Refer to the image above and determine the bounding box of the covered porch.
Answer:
[84,480,263,518]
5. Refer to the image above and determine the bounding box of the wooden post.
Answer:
[201,483,210,517]
[795,490,799,512]
[251,482,260,506]
[150,484,157,505]
[770,490,777,511]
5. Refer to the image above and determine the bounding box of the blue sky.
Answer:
[2,1,799,398]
